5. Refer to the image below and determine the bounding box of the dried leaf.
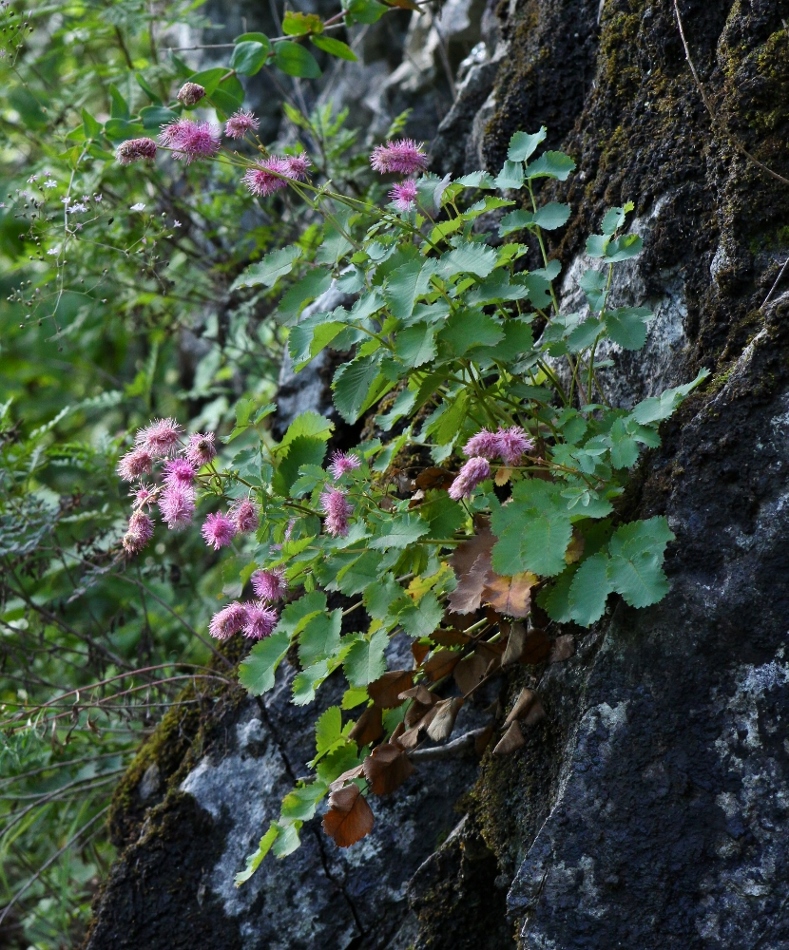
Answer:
[494,465,513,486]
[565,529,585,564]
[399,684,434,705]
[329,764,364,792]
[397,725,421,749]
[523,698,546,727]
[493,720,525,756]
[415,466,454,490]
[368,670,414,708]
[412,640,430,666]
[349,705,384,747]
[421,649,460,682]
[482,571,537,619]
[404,699,434,728]
[425,697,464,741]
[362,742,415,795]
[474,723,495,755]
[549,634,575,663]
[432,629,471,647]
[453,651,489,695]
[521,627,551,664]
[322,784,375,847]
[502,623,526,667]
[448,529,495,614]
[384,0,423,12]
[505,687,537,724]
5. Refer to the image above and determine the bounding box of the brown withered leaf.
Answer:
[474,724,495,755]
[549,634,575,664]
[565,529,585,564]
[426,697,464,741]
[412,640,430,667]
[493,721,525,756]
[362,742,415,795]
[502,623,526,667]
[505,688,537,724]
[448,529,495,614]
[421,649,461,682]
[399,684,434,705]
[404,699,434,728]
[383,0,422,12]
[453,651,489,695]
[521,627,551,664]
[523,699,546,727]
[329,764,364,792]
[369,670,415,708]
[494,465,513,486]
[482,571,537,619]
[415,466,455,490]
[397,725,422,749]
[432,629,471,647]
[322,784,375,847]
[349,705,384,748]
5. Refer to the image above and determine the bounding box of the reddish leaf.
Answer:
[349,705,384,747]
[399,684,434,705]
[368,670,414,708]
[322,784,375,847]
[421,649,460,682]
[362,742,415,795]
[448,529,495,614]
[493,721,525,756]
[412,640,430,666]
[453,651,488,695]
[432,629,471,647]
[415,466,454,490]
[549,634,575,663]
[481,571,537,619]
[426,697,464,741]
[404,699,434,728]
[383,0,422,12]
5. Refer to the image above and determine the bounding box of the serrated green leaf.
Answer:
[299,610,342,667]
[604,233,643,262]
[455,170,496,188]
[334,550,383,595]
[495,160,524,190]
[525,150,576,181]
[332,354,385,423]
[273,40,321,78]
[490,480,573,577]
[281,781,329,821]
[539,565,577,623]
[238,630,290,696]
[283,11,323,35]
[369,514,429,550]
[384,259,438,321]
[231,245,301,290]
[606,517,674,609]
[293,658,331,704]
[272,822,302,857]
[315,706,343,755]
[363,574,403,620]
[230,40,270,75]
[508,127,547,161]
[568,553,612,625]
[438,309,504,358]
[398,592,443,638]
[272,435,327,495]
[437,242,498,280]
[607,417,641,469]
[277,411,334,453]
[579,268,608,311]
[630,369,709,425]
[394,323,437,367]
[278,591,327,636]
[343,628,388,687]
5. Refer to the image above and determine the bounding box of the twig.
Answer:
[761,256,789,309]
[409,726,489,761]
[672,0,789,188]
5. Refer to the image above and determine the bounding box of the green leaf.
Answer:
[135,72,162,105]
[293,658,331,705]
[299,610,342,667]
[568,553,612,625]
[343,627,388,686]
[344,0,388,24]
[394,323,437,368]
[273,435,328,495]
[235,31,271,44]
[606,517,674,608]
[278,591,328,636]
[438,309,504,358]
[108,84,130,120]
[281,782,328,821]
[540,566,577,623]
[81,109,102,138]
[272,822,302,857]
[278,268,334,326]
[230,40,271,76]
[384,259,437,321]
[332,354,385,423]
[273,40,322,78]
[398,593,443,638]
[333,550,383,596]
[533,202,571,230]
[579,268,607,311]
[455,170,496,189]
[238,630,290,696]
[437,242,498,280]
[607,417,640,469]
[139,105,179,130]
[235,824,279,885]
[283,11,324,35]
[630,369,709,424]
[315,706,343,755]
[495,160,524,190]
[525,150,576,181]
[363,574,403,620]
[606,233,643,262]
[369,514,429,551]
[601,202,633,236]
[277,411,334,453]
[311,35,358,60]
[231,246,301,290]
[508,127,547,161]
[605,306,652,351]
[187,67,229,94]
[490,480,573,577]
[289,318,346,366]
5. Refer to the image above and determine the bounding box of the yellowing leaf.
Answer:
[481,571,538,618]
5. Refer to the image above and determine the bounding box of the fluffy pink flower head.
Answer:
[231,498,259,534]
[116,137,157,165]
[242,154,310,197]
[328,451,361,480]
[281,153,311,180]
[448,457,491,501]
[463,429,499,460]
[184,432,216,467]
[135,418,183,457]
[389,180,418,211]
[251,568,288,603]
[176,82,206,107]
[159,119,220,163]
[241,601,279,640]
[201,512,237,550]
[122,510,155,555]
[163,457,196,488]
[131,485,158,509]
[320,488,353,538]
[158,485,195,530]
[117,447,154,482]
[225,109,260,139]
[495,426,534,467]
[370,139,428,175]
[209,602,248,640]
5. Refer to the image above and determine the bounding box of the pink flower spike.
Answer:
[328,451,361,480]
[117,447,154,482]
[251,568,288,603]
[463,429,499,460]
[495,426,534,467]
[320,488,353,538]
[116,137,157,165]
[131,485,158,509]
[209,602,249,640]
[201,512,237,550]
[241,602,279,640]
[163,457,196,488]
[135,418,183,457]
[388,180,418,211]
[158,485,195,530]
[281,153,311,180]
[184,432,216,467]
[448,457,491,500]
[370,139,428,175]
[158,119,220,163]
[122,510,155,555]
[225,109,260,139]
[242,158,290,198]
[232,499,259,534]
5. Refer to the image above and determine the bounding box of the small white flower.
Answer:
[130,202,146,212]
[27,175,38,183]
[47,248,59,256]
[43,179,57,189]
[93,194,103,202]
[68,202,89,213]
[173,220,182,228]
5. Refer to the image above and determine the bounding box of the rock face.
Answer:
[84,1,789,948]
